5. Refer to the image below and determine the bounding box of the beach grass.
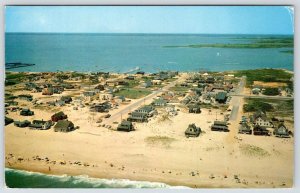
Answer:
[233,68,293,86]
[115,88,151,99]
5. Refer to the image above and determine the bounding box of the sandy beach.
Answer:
[5,94,294,188]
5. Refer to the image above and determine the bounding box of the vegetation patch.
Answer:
[240,144,270,157]
[243,99,273,112]
[234,68,293,86]
[145,136,176,148]
[170,86,190,92]
[163,37,293,49]
[115,88,151,99]
[262,88,280,96]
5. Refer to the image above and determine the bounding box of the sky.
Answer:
[5,6,294,34]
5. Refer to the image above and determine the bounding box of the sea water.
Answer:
[5,33,293,72]
[5,168,187,188]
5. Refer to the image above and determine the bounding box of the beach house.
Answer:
[54,120,75,132]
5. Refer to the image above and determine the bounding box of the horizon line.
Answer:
[5,32,294,36]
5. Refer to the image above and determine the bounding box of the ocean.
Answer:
[5,33,293,72]
[5,168,187,188]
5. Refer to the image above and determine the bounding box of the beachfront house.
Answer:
[251,111,274,128]
[238,123,252,135]
[51,111,68,122]
[14,120,31,128]
[117,121,135,132]
[273,123,290,138]
[135,105,156,117]
[54,120,75,132]
[185,123,201,138]
[29,120,52,130]
[211,121,229,132]
[127,112,148,122]
[253,125,270,136]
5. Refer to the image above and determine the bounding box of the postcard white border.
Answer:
[0,1,298,193]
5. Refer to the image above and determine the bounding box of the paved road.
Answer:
[229,76,246,121]
[104,80,178,125]
[228,94,293,100]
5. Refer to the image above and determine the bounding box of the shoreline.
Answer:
[5,67,294,74]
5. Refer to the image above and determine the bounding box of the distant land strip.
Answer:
[163,38,293,49]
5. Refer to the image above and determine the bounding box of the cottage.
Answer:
[117,121,135,132]
[106,80,117,87]
[20,108,34,116]
[51,111,68,122]
[94,84,105,92]
[18,94,33,101]
[29,120,52,130]
[152,98,167,106]
[54,120,75,132]
[52,86,64,94]
[185,123,201,138]
[61,96,72,104]
[127,112,148,122]
[14,120,31,128]
[273,123,290,138]
[206,76,215,83]
[188,104,201,114]
[125,76,135,80]
[114,96,125,103]
[252,88,260,95]
[215,92,227,103]
[99,93,114,101]
[253,125,270,136]
[42,87,54,95]
[152,79,162,85]
[135,105,156,117]
[140,80,152,88]
[55,100,65,107]
[166,105,177,116]
[238,123,252,134]
[252,111,273,128]
[211,121,229,132]
[5,116,14,126]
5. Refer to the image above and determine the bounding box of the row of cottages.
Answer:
[251,111,274,128]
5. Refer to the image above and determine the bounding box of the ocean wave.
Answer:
[5,168,188,188]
